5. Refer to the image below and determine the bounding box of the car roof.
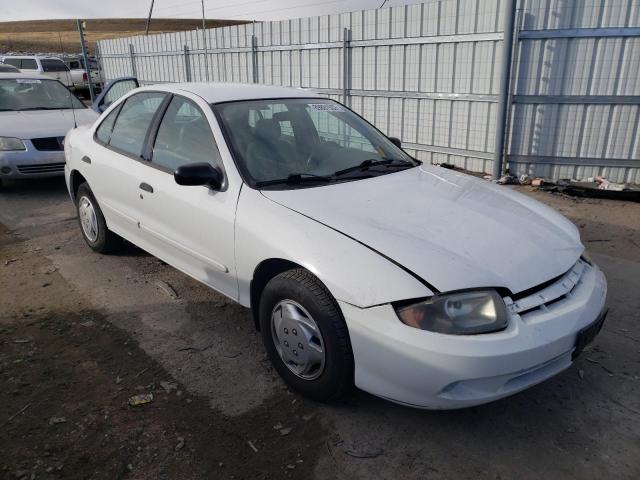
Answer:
[0,72,56,80]
[138,82,322,104]
[1,55,61,59]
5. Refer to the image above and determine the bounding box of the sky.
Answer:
[1,0,415,22]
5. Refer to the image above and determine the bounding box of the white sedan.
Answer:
[64,80,607,409]
[0,72,97,185]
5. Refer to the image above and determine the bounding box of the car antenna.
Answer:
[68,87,77,129]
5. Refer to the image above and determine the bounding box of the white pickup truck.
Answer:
[62,56,103,93]
[0,56,73,88]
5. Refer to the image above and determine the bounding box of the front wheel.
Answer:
[76,183,122,254]
[259,268,354,402]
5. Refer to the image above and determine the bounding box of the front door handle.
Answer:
[139,182,154,193]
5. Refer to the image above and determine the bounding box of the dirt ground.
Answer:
[0,177,639,480]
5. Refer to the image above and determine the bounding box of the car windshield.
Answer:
[0,78,85,111]
[215,98,418,189]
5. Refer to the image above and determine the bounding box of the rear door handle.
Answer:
[139,182,154,193]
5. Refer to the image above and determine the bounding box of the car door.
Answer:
[134,94,241,300]
[88,91,168,246]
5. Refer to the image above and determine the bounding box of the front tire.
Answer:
[76,183,122,254]
[259,268,353,402]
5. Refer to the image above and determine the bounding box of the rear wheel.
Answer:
[76,183,122,254]
[259,268,353,402]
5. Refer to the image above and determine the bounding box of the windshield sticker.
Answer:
[308,103,344,112]
[16,79,41,84]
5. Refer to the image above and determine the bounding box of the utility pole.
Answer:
[76,19,95,102]
[201,0,210,81]
[145,0,155,35]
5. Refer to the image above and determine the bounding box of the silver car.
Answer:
[0,72,98,186]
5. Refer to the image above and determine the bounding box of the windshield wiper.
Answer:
[255,173,335,188]
[16,107,68,111]
[333,158,415,177]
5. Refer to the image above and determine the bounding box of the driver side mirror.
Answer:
[388,137,402,148]
[174,163,223,190]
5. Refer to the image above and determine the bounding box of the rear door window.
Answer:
[41,59,68,72]
[20,59,37,70]
[108,92,166,158]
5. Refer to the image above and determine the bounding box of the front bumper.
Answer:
[0,142,65,179]
[340,261,607,409]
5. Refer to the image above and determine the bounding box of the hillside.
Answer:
[0,18,249,55]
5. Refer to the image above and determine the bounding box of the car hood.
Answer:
[0,109,98,139]
[261,165,583,295]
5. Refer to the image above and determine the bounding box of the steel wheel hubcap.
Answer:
[271,300,325,380]
[78,195,99,242]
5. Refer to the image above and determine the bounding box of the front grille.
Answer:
[17,162,65,174]
[506,259,587,316]
[31,137,64,151]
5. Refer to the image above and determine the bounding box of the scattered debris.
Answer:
[4,258,18,266]
[497,171,519,185]
[222,351,241,358]
[48,417,67,425]
[155,280,178,299]
[79,320,95,327]
[128,393,154,406]
[437,163,456,170]
[540,178,640,202]
[177,342,215,353]
[41,282,51,288]
[344,447,384,459]
[175,436,185,452]
[247,440,259,453]
[519,174,532,185]
[531,178,544,187]
[1,403,32,428]
[13,338,32,344]
[279,427,293,436]
[160,381,178,394]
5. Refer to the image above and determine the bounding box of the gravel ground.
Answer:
[1,177,639,480]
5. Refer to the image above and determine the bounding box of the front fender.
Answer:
[235,187,432,308]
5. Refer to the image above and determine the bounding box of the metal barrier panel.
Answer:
[97,0,640,182]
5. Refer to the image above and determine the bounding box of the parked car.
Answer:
[62,56,103,92]
[0,72,98,186]
[0,56,73,88]
[0,62,20,73]
[64,79,607,409]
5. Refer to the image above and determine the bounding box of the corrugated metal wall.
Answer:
[97,0,640,183]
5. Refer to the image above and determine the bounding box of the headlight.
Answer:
[0,137,26,151]
[395,289,509,335]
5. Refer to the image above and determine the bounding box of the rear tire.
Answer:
[259,268,353,402]
[76,183,122,254]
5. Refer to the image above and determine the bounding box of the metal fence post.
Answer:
[183,45,192,82]
[342,27,352,106]
[128,43,137,78]
[492,0,517,179]
[251,35,259,83]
